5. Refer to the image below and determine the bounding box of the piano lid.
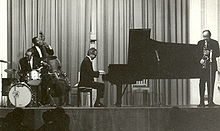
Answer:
[127,29,201,79]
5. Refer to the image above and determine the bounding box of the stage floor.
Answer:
[0,106,220,131]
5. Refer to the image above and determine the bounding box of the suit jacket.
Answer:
[197,39,220,71]
[78,57,99,86]
[31,45,54,68]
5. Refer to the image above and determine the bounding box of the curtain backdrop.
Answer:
[8,0,92,84]
[8,0,190,106]
[95,0,190,106]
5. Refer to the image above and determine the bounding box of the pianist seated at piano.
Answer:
[78,48,105,107]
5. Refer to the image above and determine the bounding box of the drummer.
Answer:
[18,48,49,106]
[18,49,34,82]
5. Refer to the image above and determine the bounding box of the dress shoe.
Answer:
[207,102,218,107]
[197,103,205,107]
[94,102,106,107]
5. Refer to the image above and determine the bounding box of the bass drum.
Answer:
[8,82,32,107]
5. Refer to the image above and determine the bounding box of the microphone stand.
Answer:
[154,50,165,107]
[209,50,213,105]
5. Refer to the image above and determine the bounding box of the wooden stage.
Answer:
[0,106,220,131]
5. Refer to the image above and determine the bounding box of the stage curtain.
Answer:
[135,0,190,106]
[7,0,92,84]
[96,0,190,106]
[8,0,190,106]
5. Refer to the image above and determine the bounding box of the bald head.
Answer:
[202,30,211,41]
[25,49,33,60]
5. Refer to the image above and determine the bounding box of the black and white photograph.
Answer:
[0,0,220,131]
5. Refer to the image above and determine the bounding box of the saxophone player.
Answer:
[197,30,220,107]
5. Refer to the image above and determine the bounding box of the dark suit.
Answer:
[31,45,54,68]
[197,39,220,103]
[31,44,54,105]
[79,57,105,101]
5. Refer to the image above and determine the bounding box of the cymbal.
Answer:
[4,69,17,74]
[0,60,10,64]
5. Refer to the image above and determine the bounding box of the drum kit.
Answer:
[4,68,41,107]
[3,56,70,107]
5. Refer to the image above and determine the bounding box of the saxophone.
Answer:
[201,41,209,69]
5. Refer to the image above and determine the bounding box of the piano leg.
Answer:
[116,84,122,107]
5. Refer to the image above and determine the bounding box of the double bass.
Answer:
[45,55,71,106]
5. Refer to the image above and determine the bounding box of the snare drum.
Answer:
[27,70,41,86]
[8,82,32,107]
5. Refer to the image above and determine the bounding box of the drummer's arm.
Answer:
[17,71,27,80]
[17,65,28,81]
[18,60,27,76]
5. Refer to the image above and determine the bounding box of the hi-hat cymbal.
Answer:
[4,69,17,74]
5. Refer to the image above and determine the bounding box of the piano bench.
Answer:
[77,87,97,107]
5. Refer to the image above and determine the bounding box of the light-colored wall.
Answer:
[189,0,220,105]
[0,0,7,105]
[0,0,8,78]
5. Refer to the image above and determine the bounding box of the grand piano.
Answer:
[103,29,201,106]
